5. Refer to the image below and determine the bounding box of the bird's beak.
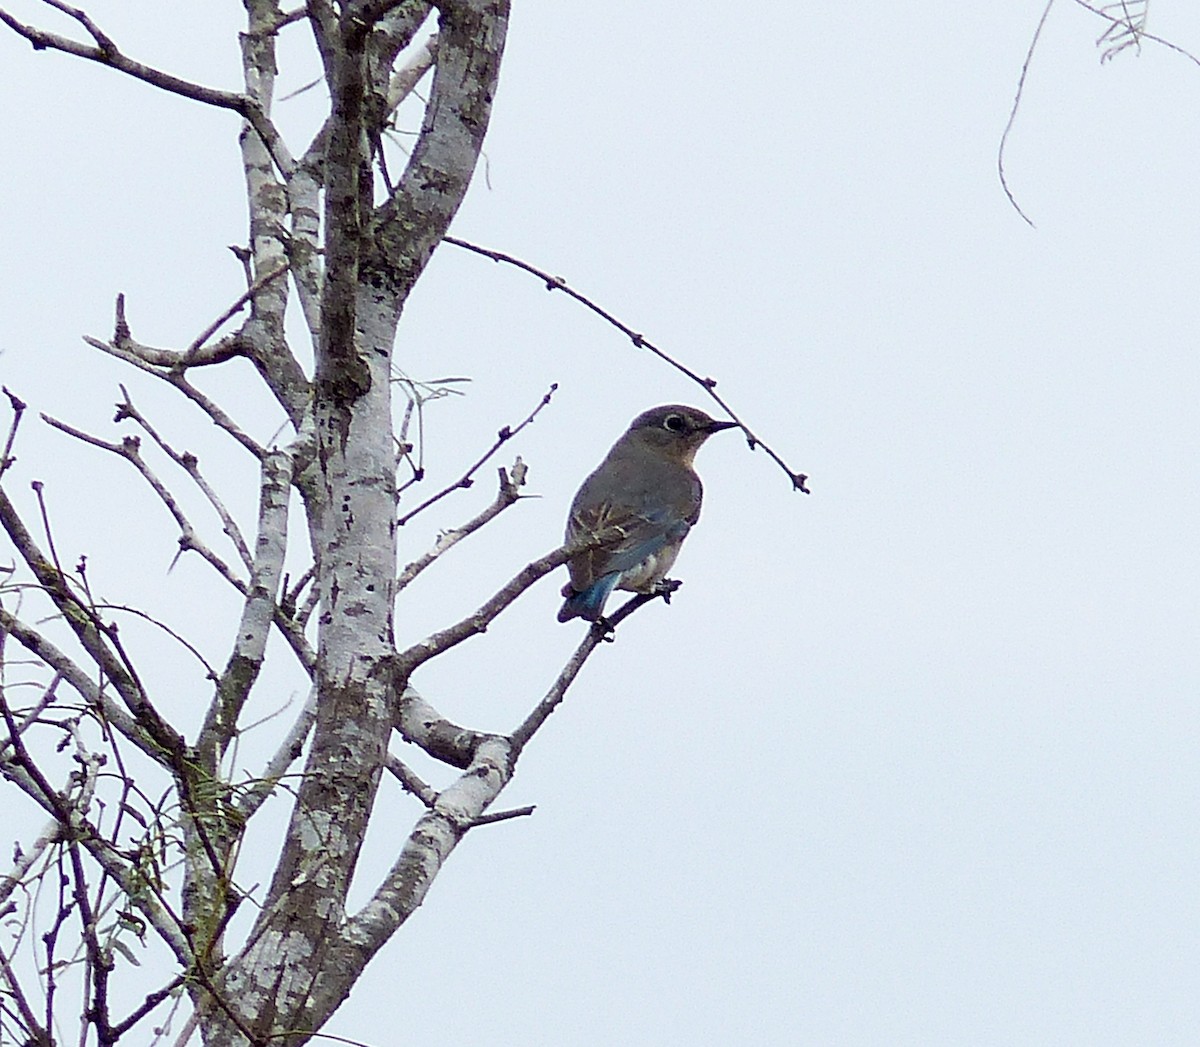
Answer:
[705,419,739,433]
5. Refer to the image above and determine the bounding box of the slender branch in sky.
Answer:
[397,383,559,526]
[397,458,530,591]
[1002,0,1200,227]
[443,236,811,494]
[0,3,295,174]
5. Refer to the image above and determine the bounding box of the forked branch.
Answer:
[0,3,295,175]
[397,458,528,591]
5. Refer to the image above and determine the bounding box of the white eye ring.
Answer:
[663,414,687,433]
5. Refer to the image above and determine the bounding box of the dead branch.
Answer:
[0,605,147,758]
[391,683,498,769]
[467,805,534,827]
[0,696,193,963]
[197,450,292,771]
[385,752,437,808]
[40,414,249,592]
[1073,0,1200,67]
[236,687,317,819]
[0,3,295,175]
[397,458,528,590]
[184,263,290,362]
[115,387,254,570]
[0,486,185,761]
[84,296,266,459]
[443,236,812,493]
[0,938,50,1047]
[509,591,662,751]
[0,387,25,479]
[397,383,556,525]
[348,579,650,960]
[393,544,573,676]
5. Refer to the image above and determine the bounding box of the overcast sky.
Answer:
[2,2,1199,1045]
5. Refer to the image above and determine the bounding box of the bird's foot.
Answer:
[652,578,683,605]
[590,615,616,642]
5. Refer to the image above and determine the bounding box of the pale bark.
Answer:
[0,4,672,1046]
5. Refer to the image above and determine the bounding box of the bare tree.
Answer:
[0,5,807,1046]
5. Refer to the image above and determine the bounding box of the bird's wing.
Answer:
[565,501,690,591]
[564,451,702,591]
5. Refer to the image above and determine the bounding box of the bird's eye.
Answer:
[663,414,687,433]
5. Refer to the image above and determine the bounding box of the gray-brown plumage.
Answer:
[558,404,736,623]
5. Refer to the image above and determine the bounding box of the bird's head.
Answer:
[623,404,738,465]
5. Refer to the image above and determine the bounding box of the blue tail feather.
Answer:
[557,572,620,623]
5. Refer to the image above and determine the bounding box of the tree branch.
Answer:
[340,733,511,958]
[40,415,249,592]
[397,383,554,526]
[235,687,317,819]
[0,605,150,759]
[115,387,255,570]
[197,450,292,773]
[443,235,812,492]
[184,263,290,363]
[0,486,185,761]
[384,752,437,807]
[393,544,572,676]
[367,0,510,300]
[510,590,662,752]
[391,683,496,768]
[397,458,527,591]
[0,386,26,480]
[85,296,265,460]
[0,4,295,175]
[0,696,193,964]
[0,939,51,1047]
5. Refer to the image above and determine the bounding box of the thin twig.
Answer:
[86,333,265,459]
[384,754,437,808]
[0,604,146,757]
[0,671,61,761]
[999,0,1054,228]
[1,386,27,479]
[108,973,187,1039]
[397,459,528,590]
[510,590,665,752]
[1072,0,1200,66]
[443,237,810,493]
[184,263,289,360]
[0,939,51,1047]
[1002,1,1200,227]
[235,688,317,819]
[40,415,248,592]
[467,805,534,827]
[397,383,557,526]
[0,4,295,175]
[115,387,254,570]
[94,603,218,680]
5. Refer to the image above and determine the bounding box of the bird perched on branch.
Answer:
[557,404,737,624]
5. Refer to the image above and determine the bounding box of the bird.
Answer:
[557,404,737,624]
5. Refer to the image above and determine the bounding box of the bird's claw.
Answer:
[653,578,683,604]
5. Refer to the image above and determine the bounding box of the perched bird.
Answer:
[557,404,737,624]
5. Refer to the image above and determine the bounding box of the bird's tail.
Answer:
[556,573,620,623]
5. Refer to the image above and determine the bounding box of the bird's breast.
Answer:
[615,543,681,594]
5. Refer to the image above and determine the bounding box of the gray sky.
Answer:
[2,2,1199,1045]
